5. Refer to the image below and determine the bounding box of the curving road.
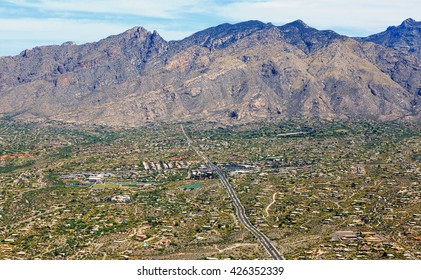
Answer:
[181,125,285,260]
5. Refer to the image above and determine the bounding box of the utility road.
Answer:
[181,125,285,260]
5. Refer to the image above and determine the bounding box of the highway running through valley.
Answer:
[181,125,285,260]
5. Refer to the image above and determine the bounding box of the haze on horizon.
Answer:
[0,0,419,56]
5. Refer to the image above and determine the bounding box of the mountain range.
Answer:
[0,18,420,126]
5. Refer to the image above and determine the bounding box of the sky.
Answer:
[0,0,419,56]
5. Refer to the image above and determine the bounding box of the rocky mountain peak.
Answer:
[61,41,77,47]
[125,26,149,35]
[170,19,343,54]
[115,26,157,42]
[400,18,419,28]
[360,18,421,58]
[171,20,269,51]
[285,19,310,29]
[278,20,342,53]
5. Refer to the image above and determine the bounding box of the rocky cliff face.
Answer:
[0,19,419,126]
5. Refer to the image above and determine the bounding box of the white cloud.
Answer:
[5,0,209,19]
[0,18,133,55]
[0,17,196,56]
[215,0,420,35]
[0,18,130,41]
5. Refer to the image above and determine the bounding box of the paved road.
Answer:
[181,125,285,260]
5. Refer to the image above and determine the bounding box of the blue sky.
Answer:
[0,0,419,56]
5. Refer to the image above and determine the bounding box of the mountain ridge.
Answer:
[357,18,421,59]
[0,19,419,126]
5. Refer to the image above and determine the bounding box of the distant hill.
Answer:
[0,19,419,126]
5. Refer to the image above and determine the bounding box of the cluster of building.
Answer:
[187,165,214,180]
[142,160,191,171]
[0,153,34,161]
[110,195,131,203]
[60,172,113,185]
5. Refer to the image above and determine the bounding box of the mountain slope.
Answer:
[0,20,420,126]
[278,19,344,53]
[358,18,421,59]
